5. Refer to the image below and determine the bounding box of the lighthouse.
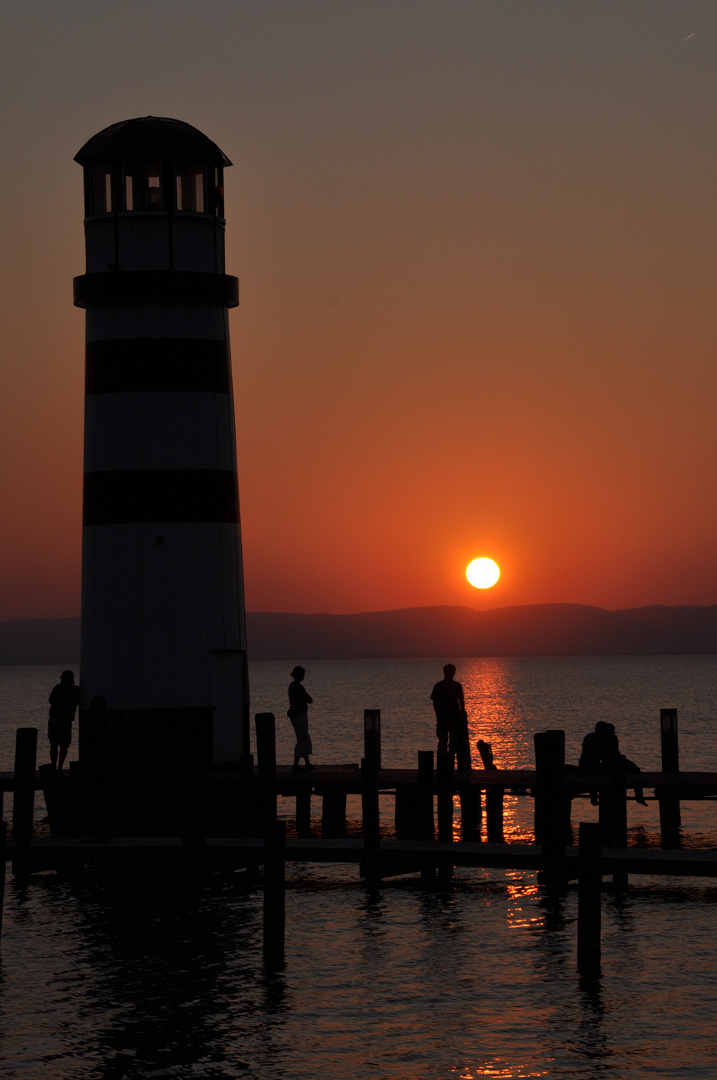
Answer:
[74,117,248,786]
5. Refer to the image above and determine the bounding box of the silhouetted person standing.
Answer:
[431,663,471,769]
[48,670,80,772]
[288,666,316,772]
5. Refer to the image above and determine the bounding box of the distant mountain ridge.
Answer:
[247,604,717,659]
[3,604,717,664]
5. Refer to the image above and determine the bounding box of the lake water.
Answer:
[1,656,717,1078]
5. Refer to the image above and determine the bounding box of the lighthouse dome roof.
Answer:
[75,116,231,167]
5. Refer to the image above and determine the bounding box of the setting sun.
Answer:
[466,557,500,589]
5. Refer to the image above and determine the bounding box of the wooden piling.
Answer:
[436,752,454,841]
[364,709,381,770]
[238,752,258,838]
[459,785,481,841]
[362,710,382,870]
[0,821,6,937]
[12,728,37,853]
[598,780,611,842]
[486,786,504,843]
[577,821,602,974]
[296,788,312,838]
[395,783,420,840]
[263,820,286,971]
[609,769,629,890]
[321,788,347,838]
[67,760,83,836]
[255,713,277,832]
[658,708,681,848]
[418,751,435,885]
[39,762,63,837]
[660,708,680,772]
[255,712,277,779]
[534,730,566,890]
[437,751,454,886]
[361,755,381,887]
[477,740,503,841]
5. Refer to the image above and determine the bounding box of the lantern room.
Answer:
[74,116,231,274]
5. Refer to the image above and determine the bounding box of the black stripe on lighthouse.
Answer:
[83,469,239,525]
[86,339,230,395]
[73,270,239,309]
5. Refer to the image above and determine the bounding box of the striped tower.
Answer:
[74,117,248,779]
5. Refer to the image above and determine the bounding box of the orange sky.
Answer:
[1,2,716,619]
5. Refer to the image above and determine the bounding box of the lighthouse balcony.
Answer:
[84,213,226,273]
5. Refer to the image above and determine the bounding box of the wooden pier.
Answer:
[3,757,717,878]
[3,708,717,970]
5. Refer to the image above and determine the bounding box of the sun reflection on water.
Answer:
[436,659,544,843]
[450,1065,549,1078]
[504,872,542,932]
[462,658,537,769]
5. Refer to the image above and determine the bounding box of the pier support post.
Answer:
[255,712,277,778]
[477,739,503,841]
[39,762,64,838]
[67,760,83,836]
[436,752,454,841]
[321,789,347,838]
[459,784,481,841]
[534,730,567,891]
[577,821,602,974]
[263,820,286,971]
[658,708,681,848]
[608,770,628,889]
[296,788,312,838]
[660,707,680,772]
[0,821,6,937]
[418,751,435,885]
[12,728,37,861]
[255,713,277,832]
[395,783,420,839]
[361,756,381,888]
[437,751,454,887]
[486,785,504,842]
[364,710,381,770]
[239,752,258,838]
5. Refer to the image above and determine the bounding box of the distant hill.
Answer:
[246,604,717,659]
[0,618,81,665]
[4,605,716,664]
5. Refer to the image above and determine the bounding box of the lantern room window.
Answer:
[125,162,162,211]
[88,162,112,214]
[176,163,205,213]
[212,167,224,217]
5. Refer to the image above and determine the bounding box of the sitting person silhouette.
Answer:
[582,720,648,806]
